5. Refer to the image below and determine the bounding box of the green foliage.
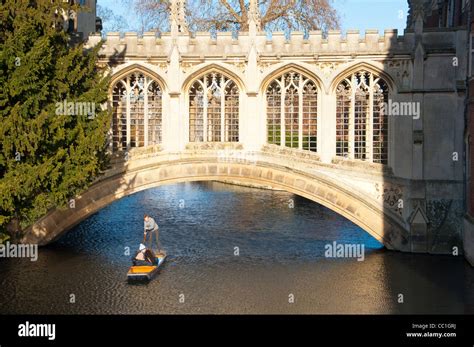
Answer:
[0,232,10,244]
[0,0,111,235]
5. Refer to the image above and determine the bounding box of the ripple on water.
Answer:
[0,182,472,314]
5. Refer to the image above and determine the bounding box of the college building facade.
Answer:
[71,0,473,263]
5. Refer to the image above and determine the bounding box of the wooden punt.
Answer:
[127,252,166,282]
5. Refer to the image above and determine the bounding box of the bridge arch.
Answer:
[109,65,166,150]
[22,155,409,251]
[330,61,397,94]
[182,62,246,92]
[109,63,168,94]
[182,63,245,144]
[259,62,325,94]
[262,67,322,152]
[331,61,394,166]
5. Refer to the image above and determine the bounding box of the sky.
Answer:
[98,0,409,34]
[333,0,409,33]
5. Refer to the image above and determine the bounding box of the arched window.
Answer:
[266,72,318,152]
[111,71,162,151]
[189,72,239,142]
[336,71,389,164]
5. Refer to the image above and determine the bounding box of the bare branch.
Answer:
[127,0,340,33]
[218,0,242,22]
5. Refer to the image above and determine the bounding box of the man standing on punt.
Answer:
[143,214,160,252]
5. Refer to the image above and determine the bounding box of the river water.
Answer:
[1,182,473,314]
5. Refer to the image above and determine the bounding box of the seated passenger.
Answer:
[132,244,158,266]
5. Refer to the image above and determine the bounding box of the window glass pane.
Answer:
[189,73,239,143]
[111,72,162,151]
[266,72,318,151]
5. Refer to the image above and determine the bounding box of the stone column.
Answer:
[409,2,428,252]
[245,92,260,150]
[167,92,182,151]
[319,91,336,164]
[244,11,261,151]
[165,25,183,151]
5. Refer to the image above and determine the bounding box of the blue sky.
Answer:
[333,0,408,33]
[99,0,409,34]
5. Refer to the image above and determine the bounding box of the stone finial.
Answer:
[170,0,188,34]
[248,0,262,34]
[406,0,430,30]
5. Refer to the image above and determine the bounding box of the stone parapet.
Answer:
[85,29,463,59]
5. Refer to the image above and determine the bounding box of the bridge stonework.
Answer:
[22,1,468,256]
[23,148,411,249]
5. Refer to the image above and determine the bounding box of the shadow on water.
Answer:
[382,252,471,314]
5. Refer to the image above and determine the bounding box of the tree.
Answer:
[0,0,110,240]
[97,4,130,33]
[129,0,340,33]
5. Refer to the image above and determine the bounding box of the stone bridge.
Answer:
[21,144,460,254]
[20,0,466,255]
